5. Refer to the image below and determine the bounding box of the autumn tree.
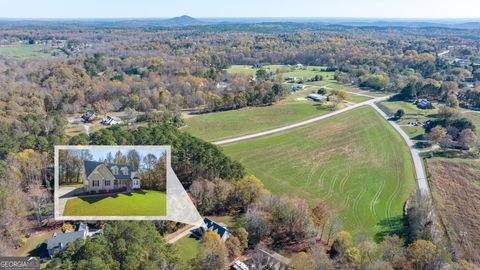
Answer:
[312,201,330,241]
[331,231,353,258]
[193,231,226,270]
[427,126,447,144]
[408,240,447,270]
[290,252,316,270]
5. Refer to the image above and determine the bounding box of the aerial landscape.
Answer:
[0,0,480,269]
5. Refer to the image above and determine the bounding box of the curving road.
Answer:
[213,96,390,145]
[213,93,430,196]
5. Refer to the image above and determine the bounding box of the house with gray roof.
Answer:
[46,223,100,257]
[83,160,141,193]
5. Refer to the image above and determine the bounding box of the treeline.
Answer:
[0,113,66,159]
[82,124,245,185]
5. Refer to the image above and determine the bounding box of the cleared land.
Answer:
[63,190,167,216]
[0,44,58,58]
[226,65,334,80]
[184,87,370,142]
[223,106,416,237]
[378,100,438,140]
[428,158,480,265]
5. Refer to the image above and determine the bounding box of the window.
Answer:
[105,180,110,186]
[111,166,118,174]
[93,180,99,187]
[114,180,118,186]
[121,167,129,175]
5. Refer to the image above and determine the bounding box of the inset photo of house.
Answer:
[55,145,169,219]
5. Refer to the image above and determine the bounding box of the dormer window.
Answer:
[111,166,119,175]
[121,167,129,175]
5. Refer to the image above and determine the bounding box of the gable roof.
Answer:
[84,160,135,180]
[204,218,229,238]
[47,230,86,251]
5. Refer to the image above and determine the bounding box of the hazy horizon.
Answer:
[2,0,480,20]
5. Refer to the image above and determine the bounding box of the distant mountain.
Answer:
[160,15,203,26]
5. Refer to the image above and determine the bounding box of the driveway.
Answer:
[57,186,84,217]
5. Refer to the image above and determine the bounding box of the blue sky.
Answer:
[88,149,166,163]
[2,0,480,19]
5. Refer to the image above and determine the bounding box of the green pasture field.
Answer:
[222,106,416,238]
[0,44,55,58]
[183,86,371,142]
[63,190,167,216]
[225,64,333,80]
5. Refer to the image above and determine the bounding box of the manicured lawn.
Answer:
[206,215,244,230]
[401,125,425,140]
[63,190,167,216]
[14,230,58,257]
[222,106,416,238]
[0,44,54,58]
[173,235,201,263]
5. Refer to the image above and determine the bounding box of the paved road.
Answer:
[213,96,390,145]
[369,103,430,195]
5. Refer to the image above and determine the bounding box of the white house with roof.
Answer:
[47,223,102,257]
[101,115,122,125]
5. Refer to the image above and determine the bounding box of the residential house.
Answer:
[247,245,290,270]
[47,223,101,257]
[294,63,304,70]
[82,160,141,193]
[290,84,306,92]
[101,115,122,125]
[216,82,229,89]
[191,218,231,241]
[307,93,328,102]
[81,111,96,123]
[416,99,434,109]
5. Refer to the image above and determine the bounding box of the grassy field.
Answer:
[226,64,333,81]
[222,106,416,238]
[183,85,371,142]
[173,235,201,263]
[63,190,167,216]
[184,102,331,141]
[379,100,437,116]
[14,230,59,257]
[0,44,56,58]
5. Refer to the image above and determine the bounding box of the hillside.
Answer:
[223,106,416,238]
